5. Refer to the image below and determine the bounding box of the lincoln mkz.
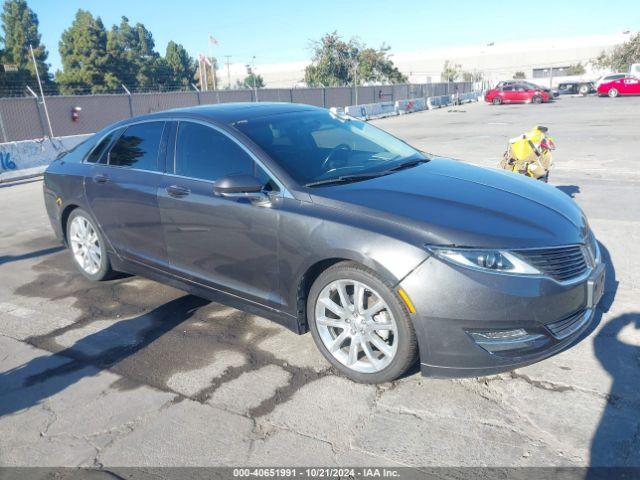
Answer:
[43,103,605,383]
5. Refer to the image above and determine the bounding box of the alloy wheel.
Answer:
[314,279,399,373]
[608,88,619,98]
[69,215,102,275]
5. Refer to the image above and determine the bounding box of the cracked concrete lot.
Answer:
[0,96,638,468]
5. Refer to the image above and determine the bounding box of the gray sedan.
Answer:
[43,103,605,383]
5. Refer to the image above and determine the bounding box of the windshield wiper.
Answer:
[305,172,389,188]
[383,158,430,173]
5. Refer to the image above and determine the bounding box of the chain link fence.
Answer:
[0,82,473,143]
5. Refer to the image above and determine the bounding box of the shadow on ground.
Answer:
[1,251,335,420]
[556,185,581,198]
[589,242,640,469]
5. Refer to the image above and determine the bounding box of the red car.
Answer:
[597,76,640,97]
[485,83,550,105]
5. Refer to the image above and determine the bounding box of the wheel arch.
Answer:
[294,253,404,333]
[60,203,80,245]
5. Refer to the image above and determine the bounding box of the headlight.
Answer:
[428,247,541,275]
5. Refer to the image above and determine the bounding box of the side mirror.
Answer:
[213,174,270,204]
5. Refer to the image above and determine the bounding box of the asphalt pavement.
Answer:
[0,95,638,470]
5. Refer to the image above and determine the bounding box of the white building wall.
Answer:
[220,32,635,89]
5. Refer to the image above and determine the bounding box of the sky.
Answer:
[28,0,640,72]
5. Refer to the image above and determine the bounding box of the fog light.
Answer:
[468,328,545,352]
[469,329,528,341]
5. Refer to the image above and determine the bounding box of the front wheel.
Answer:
[66,208,114,281]
[307,262,418,383]
[608,88,619,98]
[492,96,503,105]
[532,95,543,104]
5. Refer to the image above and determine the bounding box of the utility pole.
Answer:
[198,57,204,91]
[252,56,258,102]
[225,55,232,89]
[208,34,218,91]
[203,57,208,91]
[30,44,53,138]
[353,58,359,105]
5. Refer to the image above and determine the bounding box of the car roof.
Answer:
[126,102,323,126]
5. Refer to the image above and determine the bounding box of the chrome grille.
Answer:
[546,309,589,339]
[513,245,589,282]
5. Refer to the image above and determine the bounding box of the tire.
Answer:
[578,84,590,96]
[66,208,114,281]
[307,261,418,383]
[608,88,619,98]
[532,95,543,104]
[492,96,502,105]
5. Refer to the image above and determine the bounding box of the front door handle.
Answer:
[93,174,108,184]
[166,185,190,198]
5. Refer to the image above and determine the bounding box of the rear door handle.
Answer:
[166,185,190,198]
[93,174,108,184]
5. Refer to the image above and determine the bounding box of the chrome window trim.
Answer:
[172,119,292,198]
[82,116,293,198]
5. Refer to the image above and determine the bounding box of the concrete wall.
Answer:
[0,134,91,182]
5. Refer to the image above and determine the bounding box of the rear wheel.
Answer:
[608,88,619,98]
[532,95,543,104]
[492,96,502,105]
[578,84,590,96]
[307,262,418,383]
[66,208,114,281]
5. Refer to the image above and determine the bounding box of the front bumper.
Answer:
[399,255,605,378]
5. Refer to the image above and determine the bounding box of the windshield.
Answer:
[232,110,425,186]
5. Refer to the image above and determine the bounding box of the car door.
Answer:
[158,120,282,308]
[622,77,640,94]
[84,121,169,268]
[513,84,530,102]
[501,85,516,103]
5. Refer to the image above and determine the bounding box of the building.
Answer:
[225,32,634,89]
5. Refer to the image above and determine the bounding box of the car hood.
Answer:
[309,158,588,249]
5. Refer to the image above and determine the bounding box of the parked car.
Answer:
[595,73,628,87]
[496,80,557,98]
[557,81,596,95]
[485,83,551,104]
[597,76,640,97]
[43,103,605,383]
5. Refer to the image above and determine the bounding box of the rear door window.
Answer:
[108,122,165,171]
[86,130,118,164]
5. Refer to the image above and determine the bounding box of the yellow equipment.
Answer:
[499,126,555,182]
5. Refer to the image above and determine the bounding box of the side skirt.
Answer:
[109,253,304,334]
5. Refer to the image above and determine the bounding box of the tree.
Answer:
[235,73,264,89]
[56,9,109,94]
[356,44,406,84]
[441,60,462,82]
[111,16,164,91]
[566,63,586,76]
[462,70,483,82]
[1,0,52,94]
[165,41,194,89]
[304,31,406,87]
[513,71,526,79]
[593,33,640,72]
